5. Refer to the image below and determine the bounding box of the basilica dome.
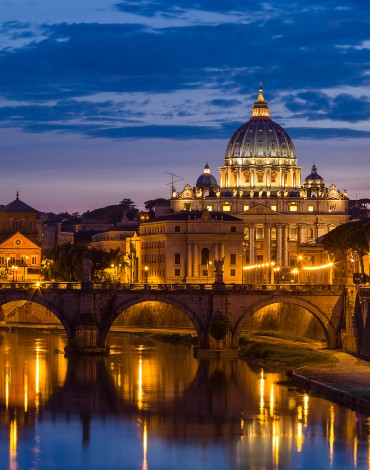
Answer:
[304,164,325,185]
[224,88,297,161]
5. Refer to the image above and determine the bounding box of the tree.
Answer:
[42,243,124,282]
[322,220,370,274]
[119,198,139,221]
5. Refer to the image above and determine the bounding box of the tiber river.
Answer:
[0,330,369,470]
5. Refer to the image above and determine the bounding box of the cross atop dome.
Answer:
[252,86,270,119]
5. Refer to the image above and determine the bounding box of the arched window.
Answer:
[201,248,210,265]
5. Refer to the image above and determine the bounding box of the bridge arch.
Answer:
[0,293,71,337]
[233,295,339,349]
[99,293,208,348]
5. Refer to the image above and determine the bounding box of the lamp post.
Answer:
[24,256,28,281]
[207,260,212,283]
[11,265,18,282]
[144,265,149,283]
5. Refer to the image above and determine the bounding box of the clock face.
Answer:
[14,238,22,246]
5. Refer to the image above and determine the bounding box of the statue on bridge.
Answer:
[213,258,225,286]
[83,258,93,284]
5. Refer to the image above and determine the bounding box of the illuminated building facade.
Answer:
[0,193,41,280]
[171,88,349,282]
[131,210,244,284]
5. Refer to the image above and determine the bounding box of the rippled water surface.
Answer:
[0,330,369,470]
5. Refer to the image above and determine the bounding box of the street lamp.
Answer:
[144,265,149,283]
[207,260,212,283]
[24,255,28,281]
[11,265,18,282]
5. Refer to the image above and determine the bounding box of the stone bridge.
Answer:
[0,281,355,357]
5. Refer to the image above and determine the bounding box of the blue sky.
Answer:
[0,0,370,212]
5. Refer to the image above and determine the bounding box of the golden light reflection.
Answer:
[303,394,309,426]
[353,435,357,468]
[10,419,17,458]
[142,420,148,470]
[259,369,265,424]
[270,384,275,418]
[24,368,28,413]
[5,360,10,410]
[297,421,303,453]
[137,346,144,410]
[328,405,335,467]
[272,420,280,469]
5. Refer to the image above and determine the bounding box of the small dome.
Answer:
[196,164,218,189]
[304,164,325,184]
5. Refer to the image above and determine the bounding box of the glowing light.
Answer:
[10,420,17,459]
[297,421,303,453]
[24,369,28,413]
[5,365,9,410]
[328,405,335,467]
[270,385,275,418]
[142,420,148,470]
[272,420,280,469]
[303,262,333,271]
[303,394,309,426]
[259,369,265,424]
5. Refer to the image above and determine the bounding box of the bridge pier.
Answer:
[64,284,109,355]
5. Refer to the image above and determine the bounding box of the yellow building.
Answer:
[171,88,349,283]
[0,193,41,280]
[0,232,41,281]
[132,209,244,284]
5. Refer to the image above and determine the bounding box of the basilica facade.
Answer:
[168,88,349,284]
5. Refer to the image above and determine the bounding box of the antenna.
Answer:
[165,172,184,196]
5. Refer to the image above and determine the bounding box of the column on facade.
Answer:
[282,224,289,267]
[298,224,306,244]
[250,167,255,187]
[193,243,199,278]
[249,225,255,265]
[187,243,193,279]
[276,224,283,267]
[265,167,271,188]
[265,224,271,262]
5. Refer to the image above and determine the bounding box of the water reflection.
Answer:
[0,331,369,469]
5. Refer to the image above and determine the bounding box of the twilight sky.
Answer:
[0,0,370,213]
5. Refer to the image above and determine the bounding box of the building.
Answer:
[171,88,349,284]
[131,209,244,284]
[0,193,41,280]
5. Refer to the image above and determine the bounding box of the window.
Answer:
[271,228,277,240]
[1,221,5,230]
[201,248,209,265]
[243,205,250,211]
[256,226,264,240]
[308,227,314,238]
[174,253,181,265]
[222,204,231,212]
[175,226,180,232]
[230,253,236,265]
[206,205,212,211]
[308,205,314,212]
[230,269,236,277]
[183,203,191,210]
[257,175,263,183]
[0,256,4,265]
[289,226,297,240]
[13,219,21,230]
[270,205,277,211]
[32,256,37,264]
[289,204,298,212]
[175,269,181,276]
[230,226,236,233]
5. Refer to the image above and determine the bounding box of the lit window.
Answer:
[271,228,277,240]
[271,205,277,211]
[289,205,298,212]
[206,205,212,211]
[308,205,314,212]
[256,227,264,240]
[243,205,250,211]
[223,205,231,212]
